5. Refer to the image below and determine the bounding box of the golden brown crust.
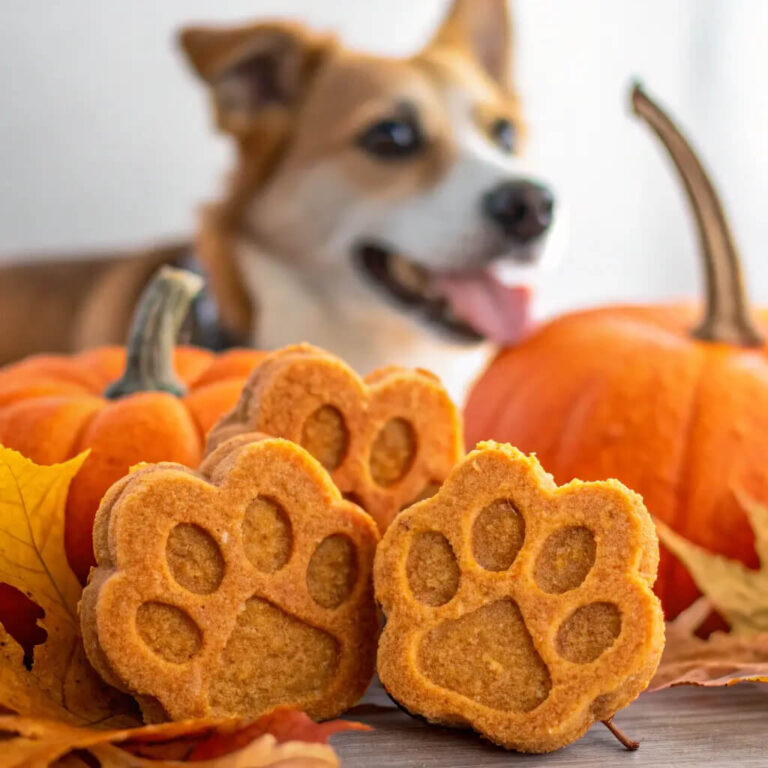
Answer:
[81,435,379,723]
[205,344,464,532]
[374,441,665,753]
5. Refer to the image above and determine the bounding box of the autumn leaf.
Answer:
[0,446,137,726]
[0,447,85,626]
[0,708,367,767]
[647,597,768,692]
[655,491,768,635]
[183,708,369,760]
[650,492,768,691]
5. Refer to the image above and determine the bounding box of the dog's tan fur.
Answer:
[0,0,549,398]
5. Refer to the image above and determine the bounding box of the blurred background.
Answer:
[1,0,767,319]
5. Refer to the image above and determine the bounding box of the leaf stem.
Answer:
[602,717,640,751]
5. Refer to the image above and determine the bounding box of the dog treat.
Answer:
[374,441,665,753]
[81,434,380,723]
[206,344,463,532]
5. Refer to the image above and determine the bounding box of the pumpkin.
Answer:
[465,84,768,620]
[0,267,264,587]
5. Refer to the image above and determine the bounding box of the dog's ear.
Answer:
[428,0,513,89]
[178,22,331,134]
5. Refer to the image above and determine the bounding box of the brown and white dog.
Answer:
[0,0,556,400]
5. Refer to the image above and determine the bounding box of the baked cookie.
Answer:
[81,434,379,723]
[374,441,665,753]
[206,344,463,532]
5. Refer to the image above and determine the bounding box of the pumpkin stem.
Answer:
[631,82,763,347]
[105,266,204,399]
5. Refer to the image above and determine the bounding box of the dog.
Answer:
[0,0,556,400]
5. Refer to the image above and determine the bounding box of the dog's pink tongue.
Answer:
[434,272,531,345]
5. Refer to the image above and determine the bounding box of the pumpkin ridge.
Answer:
[69,399,106,457]
[660,348,708,613]
[550,374,606,470]
[182,394,209,446]
[477,346,555,455]
[465,348,514,447]
[0,395,102,467]
[486,354,543,450]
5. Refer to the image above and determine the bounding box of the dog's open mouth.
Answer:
[356,244,531,345]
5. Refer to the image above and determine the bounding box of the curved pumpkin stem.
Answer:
[631,82,763,347]
[105,266,204,399]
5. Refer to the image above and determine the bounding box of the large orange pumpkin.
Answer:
[0,268,264,584]
[466,85,768,620]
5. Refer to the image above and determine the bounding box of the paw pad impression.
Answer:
[81,434,380,722]
[205,344,463,532]
[374,441,665,753]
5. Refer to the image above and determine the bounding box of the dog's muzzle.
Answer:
[355,180,556,347]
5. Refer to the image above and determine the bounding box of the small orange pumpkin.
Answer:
[0,267,264,584]
[466,85,768,619]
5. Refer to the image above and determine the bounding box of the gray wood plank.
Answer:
[332,681,768,767]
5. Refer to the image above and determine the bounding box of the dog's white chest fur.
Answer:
[236,240,493,404]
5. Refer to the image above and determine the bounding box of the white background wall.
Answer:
[1,0,767,318]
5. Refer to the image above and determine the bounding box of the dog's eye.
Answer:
[491,118,516,153]
[358,118,424,159]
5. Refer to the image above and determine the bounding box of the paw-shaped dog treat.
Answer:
[80,434,380,723]
[375,441,664,753]
[206,344,463,532]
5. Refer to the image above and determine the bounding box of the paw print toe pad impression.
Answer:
[369,417,417,486]
[406,531,460,606]
[535,525,596,593]
[307,534,358,609]
[242,496,292,573]
[375,442,665,753]
[82,436,379,723]
[556,602,622,663]
[166,523,224,594]
[472,499,525,571]
[301,405,348,471]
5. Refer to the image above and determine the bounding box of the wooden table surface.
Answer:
[332,680,768,767]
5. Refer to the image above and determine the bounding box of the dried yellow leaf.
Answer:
[0,710,351,768]
[0,446,135,725]
[655,491,768,635]
[648,597,768,691]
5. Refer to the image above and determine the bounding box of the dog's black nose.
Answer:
[483,180,554,243]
